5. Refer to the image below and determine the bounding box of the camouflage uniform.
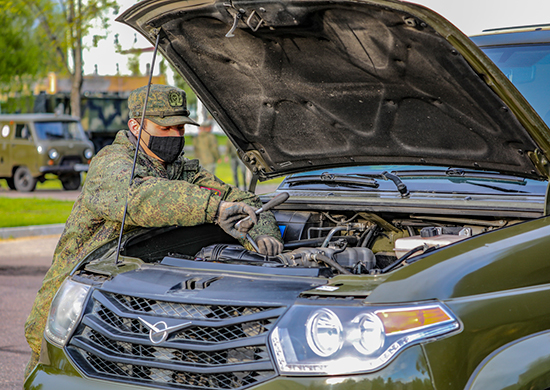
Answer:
[24,85,282,377]
[227,142,249,189]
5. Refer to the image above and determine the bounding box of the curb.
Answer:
[0,224,65,240]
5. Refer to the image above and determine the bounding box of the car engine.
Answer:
[181,208,502,276]
[85,191,533,278]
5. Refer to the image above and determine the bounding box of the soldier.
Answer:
[193,119,220,174]
[23,84,283,378]
[226,141,249,190]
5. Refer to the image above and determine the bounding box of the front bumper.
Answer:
[25,341,435,390]
[39,163,89,174]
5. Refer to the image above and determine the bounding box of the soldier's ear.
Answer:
[128,118,141,137]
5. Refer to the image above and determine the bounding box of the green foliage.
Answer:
[2,95,36,114]
[128,52,142,76]
[170,62,197,107]
[159,58,167,76]
[0,1,48,89]
[20,0,120,72]
[0,0,119,115]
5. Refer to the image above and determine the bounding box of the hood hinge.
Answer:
[528,149,550,179]
[147,27,161,40]
[223,3,265,38]
[242,150,272,177]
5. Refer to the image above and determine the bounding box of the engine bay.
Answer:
[98,199,528,279]
[183,208,520,276]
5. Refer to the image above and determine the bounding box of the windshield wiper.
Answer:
[354,171,410,198]
[285,171,411,198]
[285,172,379,189]
[459,180,529,193]
[393,168,528,193]
[394,168,527,184]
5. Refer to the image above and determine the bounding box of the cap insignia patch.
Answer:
[168,90,184,107]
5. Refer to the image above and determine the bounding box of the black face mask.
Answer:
[144,130,185,164]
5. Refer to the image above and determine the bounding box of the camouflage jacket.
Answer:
[193,131,220,164]
[25,130,281,358]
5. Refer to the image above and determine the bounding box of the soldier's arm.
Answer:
[82,149,221,227]
[191,168,282,246]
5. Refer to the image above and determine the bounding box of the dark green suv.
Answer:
[25,1,550,390]
[471,25,550,126]
[0,114,94,191]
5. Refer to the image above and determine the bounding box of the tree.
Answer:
[128,51,142,76]
[0,2,48,91]
[18,0,119,118]
[171,64,197,109]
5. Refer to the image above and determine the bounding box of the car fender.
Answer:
[465,330,550,390]
[367,217,550,303]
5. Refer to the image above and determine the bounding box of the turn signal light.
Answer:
[377,306,452,334]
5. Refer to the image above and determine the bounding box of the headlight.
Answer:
[351,312,385,355]
[84,148,93,159]
[44,278,91,346]
[270,302,459,375]
[48,148,59,159]
[305,308,343,357]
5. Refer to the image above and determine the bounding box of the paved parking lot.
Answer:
[0,187,81,201]
[0,235,59,390]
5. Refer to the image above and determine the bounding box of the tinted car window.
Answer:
[15,124,32,140]
[34,121,86,141]
[481,44,550,125]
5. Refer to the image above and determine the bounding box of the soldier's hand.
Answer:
[216,201,257,239]
[256,235,283,255]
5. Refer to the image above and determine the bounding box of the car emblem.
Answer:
[138,316,191,344]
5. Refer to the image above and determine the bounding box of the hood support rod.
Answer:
[115,30,161,265]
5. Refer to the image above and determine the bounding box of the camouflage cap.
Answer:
[128,84,199,126]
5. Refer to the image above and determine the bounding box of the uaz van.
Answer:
[0,114,94,191]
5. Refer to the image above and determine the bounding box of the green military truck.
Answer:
[0,114,94,191]
[81,95,130,152]
[34,92,129,152]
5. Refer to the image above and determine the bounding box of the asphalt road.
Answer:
[0,187,81,201]
[0,186,84,387]
[0,235,60,390]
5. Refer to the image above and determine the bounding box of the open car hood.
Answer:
[117,0,550,180]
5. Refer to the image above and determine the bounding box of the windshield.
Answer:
[481,44,550,126]
[34,121,87,141]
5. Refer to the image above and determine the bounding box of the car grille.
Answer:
[60,156,83,165]
[67,290,284,390]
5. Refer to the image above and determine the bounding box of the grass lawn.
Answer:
[0,197,74,228]
[36,175,64,190]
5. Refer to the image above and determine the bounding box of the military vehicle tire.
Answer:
[5,178,16,190]
[61,174,81,191]
[13,166,37,192]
